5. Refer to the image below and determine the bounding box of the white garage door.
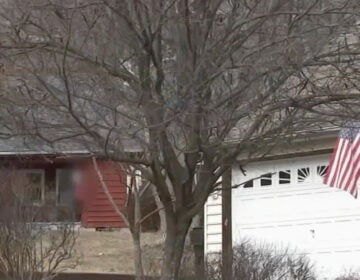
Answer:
[231,154,360,278]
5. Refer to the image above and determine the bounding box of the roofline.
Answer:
[225,127,339,147]
[0,128,340,157]
[0,150,91,156]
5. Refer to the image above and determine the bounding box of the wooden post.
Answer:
[222,168,232,280]
[190,225,205,279]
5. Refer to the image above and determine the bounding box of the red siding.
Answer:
[79,160,127,229]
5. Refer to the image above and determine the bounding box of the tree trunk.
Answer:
[161,218,191,280]
[151,185,167,233]
[133,182,145,280]
[132,230,145,280]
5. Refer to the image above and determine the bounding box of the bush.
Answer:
[139,238,317,280]
[0,171,78,280]
[335,272,360,280]
[206,239,316,280]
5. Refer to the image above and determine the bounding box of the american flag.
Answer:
[324,123,360,198]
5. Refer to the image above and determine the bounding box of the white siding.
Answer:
[231,154,360,279]
[204,190,222,254]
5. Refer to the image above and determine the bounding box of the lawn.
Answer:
[67,229,163,274]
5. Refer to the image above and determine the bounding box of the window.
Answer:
[17,170,45,205]
[279,170,291,185]
[27,173,43,203]
[297,167,310,183]
[317,165,328,178]
[243,180,254,188]
[237,156,331,189]
[56,169,80,221]
[260,173,272,186]
[56,169,74,206]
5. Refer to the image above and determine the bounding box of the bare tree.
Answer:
[93,158,163,280]
[0,0,359,279]
[0,170,77,280]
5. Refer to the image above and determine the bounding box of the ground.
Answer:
[67,229,164,274]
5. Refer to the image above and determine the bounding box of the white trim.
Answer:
[204,177,222,255]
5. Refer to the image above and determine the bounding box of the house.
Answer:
[204,129,360,279]
[0,137,128,229]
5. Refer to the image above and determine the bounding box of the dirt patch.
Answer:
[66,229,164,274]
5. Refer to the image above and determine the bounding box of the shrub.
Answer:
[0,171,78,280]
[335,272,360,280]
[140,237,317,280]
[206,239,316,280]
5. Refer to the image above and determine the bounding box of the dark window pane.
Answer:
[260,173,272,186]
[317,165,328,177]
[57,169,79,221]
[243,180,253,188]
[25,173,43,203]
[57,170,74,205]
[298,167,310,183]
[279,170,291,184]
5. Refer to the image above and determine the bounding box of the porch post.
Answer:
[222,167,232,280]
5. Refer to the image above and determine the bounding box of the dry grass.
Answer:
[66,229,164,274]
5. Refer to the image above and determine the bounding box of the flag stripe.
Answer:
[330,139,348,186]
[344,137,360,189]
[336,141,352,188]
[324,124,360,198]
[325,138,343,185]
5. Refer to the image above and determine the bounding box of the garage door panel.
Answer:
[236,225,314,252]
[310,221,360,245]
[234,197,360,222]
